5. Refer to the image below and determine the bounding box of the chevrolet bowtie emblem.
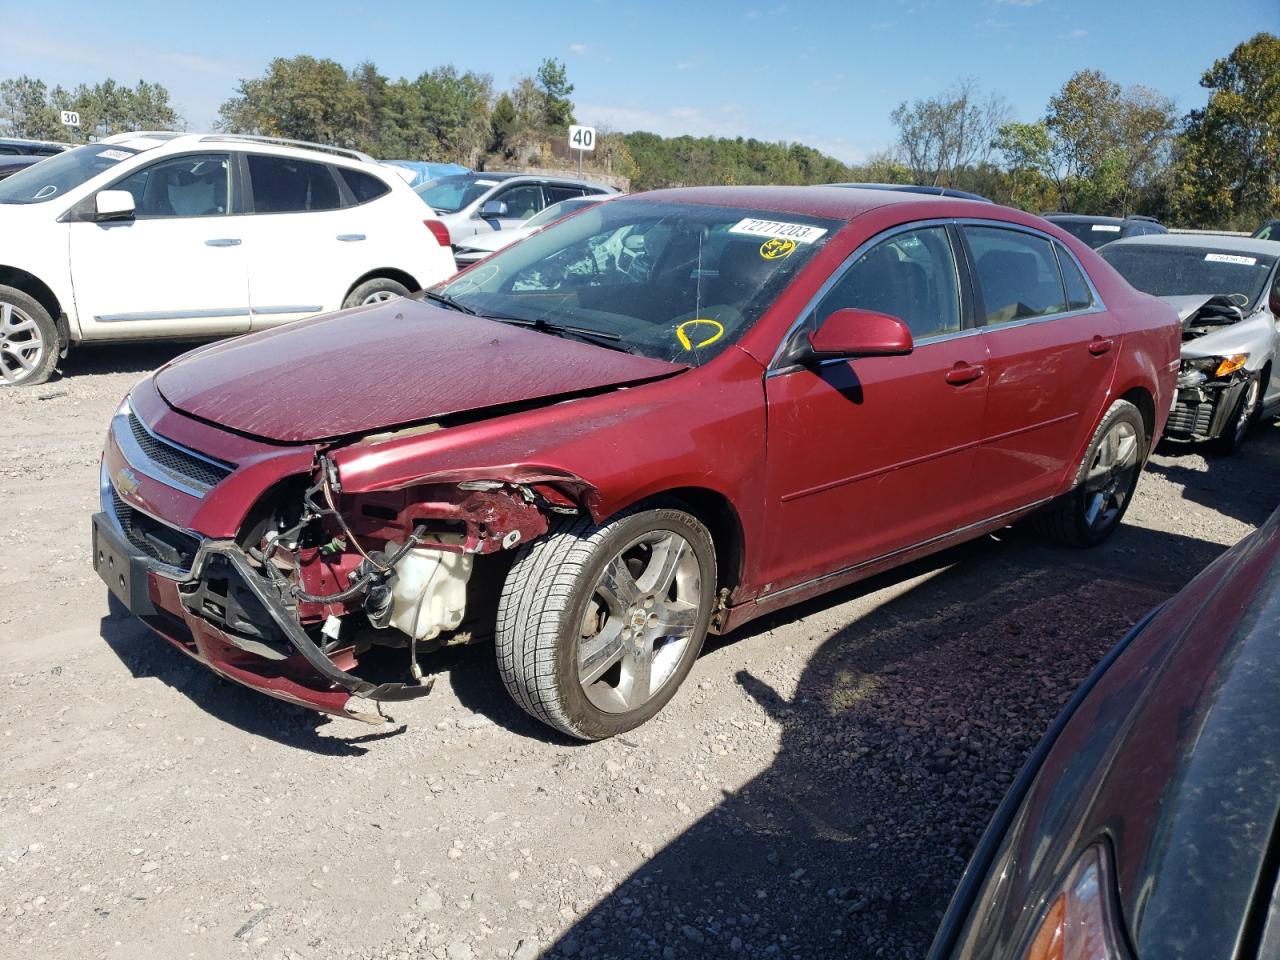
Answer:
[115,466,141,497]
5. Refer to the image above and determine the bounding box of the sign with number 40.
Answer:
[568,125,596,152]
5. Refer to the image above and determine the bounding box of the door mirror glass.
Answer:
[479,200,508,218]
[807,308,914,359]
[94,189,135,221]
[1269,278,1280,317]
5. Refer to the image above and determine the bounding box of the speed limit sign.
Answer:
[60,110,81,128]
[568,125,596,152]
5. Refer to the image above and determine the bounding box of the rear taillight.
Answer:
[424,220,450,247]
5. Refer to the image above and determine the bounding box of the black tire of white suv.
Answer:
[343,277,412,309]
[0,285,60,387]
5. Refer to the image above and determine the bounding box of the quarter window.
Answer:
[815,226,962,340]
[111,153,230,218]
[965,226,1066,325]
[1057,244,1093,311]
[247,154,342,213]
[339,167,391,204]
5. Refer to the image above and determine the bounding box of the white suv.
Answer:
[0,132,456,385]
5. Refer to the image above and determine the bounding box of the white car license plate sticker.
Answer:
[1205,253,1257,266]
[1091,224,1122,232]
[729,218,828,244]
[99,149,132,162]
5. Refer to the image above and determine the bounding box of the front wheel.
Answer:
[0,285,60,386]
[342,277,411,309]
[495,506,716,740]
[1032,399,1147,547]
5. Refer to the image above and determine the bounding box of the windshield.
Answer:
[523,196,601,229]
[1101,244,1278,311]
[414,174,502,214]
[433,198,842,365]
[0,143,139,204]
[1053,219,1123,249]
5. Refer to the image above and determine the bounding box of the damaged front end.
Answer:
[171,456,583,722]
[1164,295,1256,441]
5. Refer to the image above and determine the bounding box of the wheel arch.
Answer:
[345,268,421,302]
[618,485,746,600]
[1117,384,1156,447]
[0,265,65,337]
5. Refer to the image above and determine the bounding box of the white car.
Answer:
[414,172,617,246]
[0,132,456,385]
[452,194,622,268]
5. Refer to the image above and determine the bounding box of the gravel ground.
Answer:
[2,344,1277,960]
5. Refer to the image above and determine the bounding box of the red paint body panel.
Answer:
[101,186,1180,715]
[152,300,684,443]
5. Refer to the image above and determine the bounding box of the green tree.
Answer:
[0,76,59,139]
[490,92,518,154]
[890,79,1008,188]
[535,57,575,131]
[993,120,1052,207]
[218,56,368,146]
[1174,32,1280,228]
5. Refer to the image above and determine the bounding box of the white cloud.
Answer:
[568,42,588,56]
[995,0,1042,6]
[1061,27,1088,39]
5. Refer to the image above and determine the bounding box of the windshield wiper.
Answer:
[422,290,477,314]
[490,316,629,352]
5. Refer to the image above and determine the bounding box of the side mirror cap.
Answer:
[1269,282,1280,317]
[479,200,508,218]
[95,189,135,221]
[805,307,914,361]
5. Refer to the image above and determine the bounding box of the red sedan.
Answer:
[93,187,1180,739]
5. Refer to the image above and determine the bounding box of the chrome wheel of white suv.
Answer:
[0,286,58,386]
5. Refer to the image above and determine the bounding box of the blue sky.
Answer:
[2,0,1275,163]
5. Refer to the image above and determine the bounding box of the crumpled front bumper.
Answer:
[92,498,431,722]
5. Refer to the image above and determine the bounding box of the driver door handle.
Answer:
[205,238,241,247]
[945,361,985,386]
[336,234,366,242]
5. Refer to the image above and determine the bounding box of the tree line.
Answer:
[0,32,1274,229]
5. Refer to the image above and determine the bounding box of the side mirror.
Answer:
[1270,280,1280,317]
[479,200,508,218]
[805,307,914,360]
[95,189,135,221]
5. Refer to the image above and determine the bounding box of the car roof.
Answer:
[1043,213,1126,225]
[1105,233,1280,256]
[629,184,998,222]
[829,182,992,202]
[99,131,384,169]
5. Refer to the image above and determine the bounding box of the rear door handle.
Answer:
[336,234,366,242]
[205,238,241,247]
[1088,336,1115,356]
[945,362,985,386]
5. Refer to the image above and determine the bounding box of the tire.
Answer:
[495,505,716,740]
[0,284,60,386]
[342,277,411,309]
[1207,375,1259,457]
[1032,399,1147,547]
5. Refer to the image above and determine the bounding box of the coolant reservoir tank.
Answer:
[385,539,473,642]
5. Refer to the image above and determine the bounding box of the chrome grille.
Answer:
[123,411,232,494]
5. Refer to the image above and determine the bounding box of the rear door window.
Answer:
[494,184,544,220]
[964,226,1067,326]
[247,154,342,213]
[815,225,962,340]
[545,185,587,204]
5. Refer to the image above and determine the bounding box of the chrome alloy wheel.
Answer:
[0,301,44,384]
[1082,419,1140,531]
[361,290,400,305]
[577,530,702,713]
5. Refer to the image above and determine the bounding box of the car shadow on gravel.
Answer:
[54,341,202,382]
[100,597,407,757]
[539,519,1230,960]
[1147,420,1280,529]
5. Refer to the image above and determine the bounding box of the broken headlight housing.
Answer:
[1177,353,1248,388]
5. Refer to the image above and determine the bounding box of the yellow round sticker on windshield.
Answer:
[760,237,796,260]
[676,318,725,351]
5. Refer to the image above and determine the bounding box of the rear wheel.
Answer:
[1033,399,1146,547]
[495,505,716,740]
[342,277,411,309]
[1207,375,1259,456]
[0,285,60,387]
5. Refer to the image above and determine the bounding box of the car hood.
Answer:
[153,299,685,443]
[1160,293,1235,323]
[459,228,531,254]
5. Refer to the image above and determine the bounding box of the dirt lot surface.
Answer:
[2,344,1277,960]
